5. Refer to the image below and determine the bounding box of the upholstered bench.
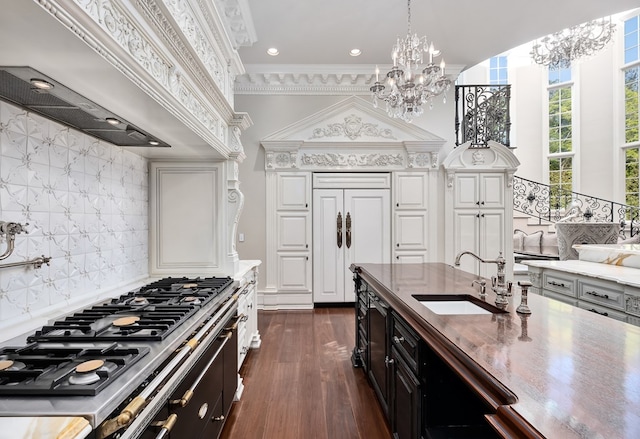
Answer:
[513,229,559,263]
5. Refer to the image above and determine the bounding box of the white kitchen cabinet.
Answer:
[313,188,391,303]
[393,172,428,262]
[454,173,505,209]
[453,208,504,278]
[442,142,519,281]
[234,260,261,400]
[277,173,310,210]
[275,172,312,294]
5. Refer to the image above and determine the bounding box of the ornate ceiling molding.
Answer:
[35,0,253,157]
[213,0,257,49]
[235,71,376,95]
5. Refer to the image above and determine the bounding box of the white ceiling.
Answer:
[1,0,640,160]
[239,0,640,69]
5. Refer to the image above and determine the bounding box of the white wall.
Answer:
[0,100,149,337]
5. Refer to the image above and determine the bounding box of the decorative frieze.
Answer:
[300,153,403,168]
[309,114,396,141]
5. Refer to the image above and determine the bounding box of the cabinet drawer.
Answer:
[577,300,627,322]
[542,272,576,297]
[391,312,421,372]
[578,280,624,311]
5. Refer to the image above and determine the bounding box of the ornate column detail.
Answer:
[446,171,455,188]
[227,160,243,272]
[430,152,439,168]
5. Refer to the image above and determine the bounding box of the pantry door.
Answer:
[313,189,390,303]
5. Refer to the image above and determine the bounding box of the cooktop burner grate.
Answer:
[0,343,149,396]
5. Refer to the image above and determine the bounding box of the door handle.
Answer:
[337,212,343,248]
[346,212,352,248]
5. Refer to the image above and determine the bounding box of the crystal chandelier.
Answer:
[370,0,452,123]
[530,17,615,68]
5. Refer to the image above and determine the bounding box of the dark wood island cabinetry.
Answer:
[351,262,640,439]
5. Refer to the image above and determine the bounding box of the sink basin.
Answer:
[412,294,507,315]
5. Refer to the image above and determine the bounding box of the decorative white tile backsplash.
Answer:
[0,100,149,329]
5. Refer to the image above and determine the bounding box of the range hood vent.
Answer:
[0,66,170,148]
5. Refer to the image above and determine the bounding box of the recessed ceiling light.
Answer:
[350,49,362,57]
[105,117,121,126]
[30,78,54,90]
[149,140,160,146]
[267,47,279,56]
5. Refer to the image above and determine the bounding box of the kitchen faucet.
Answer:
[454,251,512,307]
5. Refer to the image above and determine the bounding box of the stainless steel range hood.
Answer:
[0,66,170,148]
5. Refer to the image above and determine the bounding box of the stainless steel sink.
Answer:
[412,294,508,315]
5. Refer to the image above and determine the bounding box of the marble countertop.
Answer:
[0,417,91,439]
[522,258,640,288]
[354,262,640,439]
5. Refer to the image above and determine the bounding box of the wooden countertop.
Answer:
[353,262,640,439]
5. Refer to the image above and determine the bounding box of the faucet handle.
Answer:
[506,281,513,296]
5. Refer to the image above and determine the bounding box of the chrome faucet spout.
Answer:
[454,251,510,307]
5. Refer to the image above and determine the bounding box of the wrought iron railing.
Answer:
[513,175,639,237]
[455,84,511,147]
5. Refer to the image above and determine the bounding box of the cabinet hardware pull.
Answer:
[396,256,399,260]
[586,290,609,299]
[481,213,485,218]
[306,256,309,260]
[305,203,308,208]
[476,201,480,205]
[393,336,405,344]
[396,202,399,207]
[212,415,225,422]
[346,212,352,248]
[476,213,480,218]
[337,212,343,248]
[384,356,394,366]
[152,413,177,439]
[547,280,565,287]
[306,244,308,248]
[589,308,608,317]
[396,243,400,247]
[481,201,485,205]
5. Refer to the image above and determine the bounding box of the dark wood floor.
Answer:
[220,308,391,439]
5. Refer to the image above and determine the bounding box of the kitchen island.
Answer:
[351,262,640,438]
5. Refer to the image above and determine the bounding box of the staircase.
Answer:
[513,175,639,239]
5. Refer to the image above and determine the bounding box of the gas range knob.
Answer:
[198,402,209,419]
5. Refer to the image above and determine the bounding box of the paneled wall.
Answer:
[0,100,148,335]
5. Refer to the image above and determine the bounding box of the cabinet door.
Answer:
[453,210,481,275]
[478,210,504,278]
[394,212,427,250]
[454,174,479,209]
[391,348,422,439]
[277,252,311,291]
[276,212,310,251]
[344,189,391,302]
[313,189,345,303]
[394,172,427,209]
[277,173,310,210]
[480,174,505,208]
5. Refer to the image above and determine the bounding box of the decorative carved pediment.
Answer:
[261,96,445,170]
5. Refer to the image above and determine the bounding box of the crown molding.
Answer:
[214,0,257,49]
[235,63,464,95]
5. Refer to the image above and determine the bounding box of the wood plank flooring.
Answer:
[220,308,392,439]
